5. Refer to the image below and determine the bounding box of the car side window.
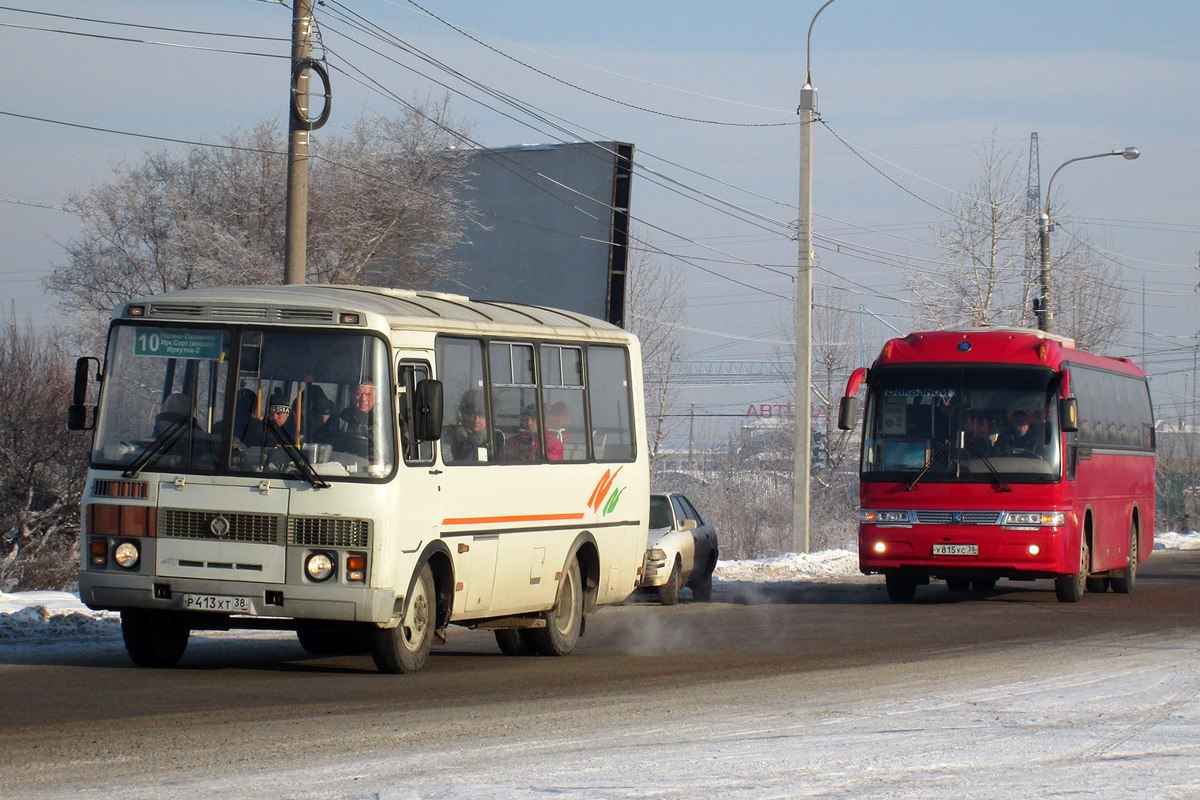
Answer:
[678,496,703,526]
[670,496,690,528]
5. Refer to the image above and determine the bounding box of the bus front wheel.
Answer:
[885,572,917,602]
[371,564,435,673]
[1055,539,1090,603]
[121,609,190,667]
[527,558,583,656]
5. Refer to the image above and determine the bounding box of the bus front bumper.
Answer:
[78,571,398,627]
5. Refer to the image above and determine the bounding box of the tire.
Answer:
[971,578,997,593]
[885,571,917,602]
[1055,538,1090,603]
[526,558,583,657]
[121,610,190,668]
[1110,525,1138,594]
[371,564,436,674]
[658,561,683,606]
[1085,577,1109,594]
[946,577,970,592]
[690,561,715,603]
[494,629,533,656]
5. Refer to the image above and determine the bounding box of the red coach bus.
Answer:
[837,327,1155,603]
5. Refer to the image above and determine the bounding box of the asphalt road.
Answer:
[3,549,1199,798]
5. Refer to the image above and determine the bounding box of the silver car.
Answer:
[642,491,719,605]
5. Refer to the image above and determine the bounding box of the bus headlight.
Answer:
[872,541,888,555]
[861,509,912,525]
[113,540,140,569]
[1003,512,1065,528]
[305,552,336,582]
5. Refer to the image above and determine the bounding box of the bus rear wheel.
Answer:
[1110,525,1138,594]
[371,564,435,674]
[526,558,583,656]
[1055,539,1090,603]
[121,609,190,668]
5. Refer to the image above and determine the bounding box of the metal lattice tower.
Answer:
[1025,132,1041,325]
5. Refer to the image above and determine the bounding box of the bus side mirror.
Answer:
[413,379,443,441]
[67,356,99,431]
[838,396,859,431]
[1059,397,1079,433]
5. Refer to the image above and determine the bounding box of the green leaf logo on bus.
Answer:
[588,467,624,516]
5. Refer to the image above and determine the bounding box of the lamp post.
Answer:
[1036,146,1140,332]
[794,0,838,554]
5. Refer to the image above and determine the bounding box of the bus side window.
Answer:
[398,362,434,464]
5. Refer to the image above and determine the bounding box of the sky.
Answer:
[4,534,1200,798]
[3,1,1199,443]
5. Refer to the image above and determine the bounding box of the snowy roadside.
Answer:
[2,532,1198,642]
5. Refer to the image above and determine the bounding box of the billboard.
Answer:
[434,141,634,326]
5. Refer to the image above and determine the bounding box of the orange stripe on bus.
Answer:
[442,513,587,526]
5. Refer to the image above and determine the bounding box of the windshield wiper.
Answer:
[123,416,191,479]
[906,439,949,491]
[966,440,1012,492]
[260,420,329,489]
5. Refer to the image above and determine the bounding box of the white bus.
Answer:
[70,285,649,673]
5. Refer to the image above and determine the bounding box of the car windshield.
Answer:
[91,324,395,480]
[649,495,673,529]
[861,364,1061,484]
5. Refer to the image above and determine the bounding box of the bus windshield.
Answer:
[91,324,395,480]
[862,365,1060,484]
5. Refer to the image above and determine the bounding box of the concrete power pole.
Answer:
[284,0,330,285]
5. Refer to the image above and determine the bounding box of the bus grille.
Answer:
[157,509,284,544]
[915,510,1004,525]
[288,517,370,548]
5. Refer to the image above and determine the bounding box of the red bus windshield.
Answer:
[862,364,1061,484]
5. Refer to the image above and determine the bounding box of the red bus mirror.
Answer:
[838,396,859,431]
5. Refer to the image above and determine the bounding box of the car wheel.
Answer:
[658,561,683,606]
[371,563,436,673]
[121,610,190,668]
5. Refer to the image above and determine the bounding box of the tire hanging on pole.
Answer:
[290,57,331,131]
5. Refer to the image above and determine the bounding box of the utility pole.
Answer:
[283,0,330,285]
[794,0,838,554]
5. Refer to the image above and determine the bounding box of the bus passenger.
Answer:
[999,410,1044,458]
[331,382,380,458]
[511,404,563,462]
[446,390,491,463]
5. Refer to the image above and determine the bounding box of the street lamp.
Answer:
[1036,146,1140,332]
[795,0,839,554]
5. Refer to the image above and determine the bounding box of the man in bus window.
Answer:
[446,390,491,463]
[331,382,379,458]
[964,411,996,457]
[999,410,1045,458]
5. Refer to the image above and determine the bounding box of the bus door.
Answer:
[395,355,442,557]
